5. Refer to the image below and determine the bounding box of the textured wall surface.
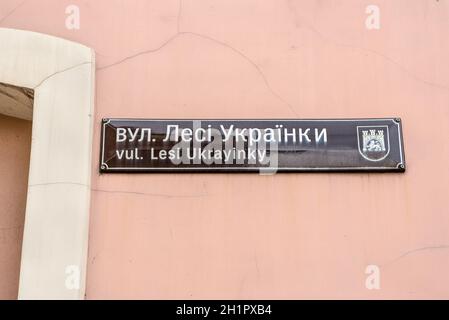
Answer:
[0,115,31,300]
[1,0,449,299]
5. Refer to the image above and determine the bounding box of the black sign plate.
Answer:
[100,119,405,173]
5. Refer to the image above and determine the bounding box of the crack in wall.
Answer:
[95,0,298,116]
[2,0,448,95]
[0,0,27,25]
[96,34,180,71]
[29,182,89,188]
[288,15,449,92]
[91,188,208,199]
[383,245,449,267]
[28,181,208,199]
[97,32,298,116]
[33,61,92,90]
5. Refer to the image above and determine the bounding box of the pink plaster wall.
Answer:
[0,115,31,300]
[1,0,449,299]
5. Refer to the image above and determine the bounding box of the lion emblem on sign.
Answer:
[357,126,390,162]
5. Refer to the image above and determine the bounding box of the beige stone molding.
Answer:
[0,28,95,300]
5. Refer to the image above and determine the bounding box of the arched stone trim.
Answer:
[0,28,95,300]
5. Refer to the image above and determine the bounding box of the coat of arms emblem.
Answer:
[357,126,390,161]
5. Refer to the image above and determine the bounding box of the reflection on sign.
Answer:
[100,119,406,173]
